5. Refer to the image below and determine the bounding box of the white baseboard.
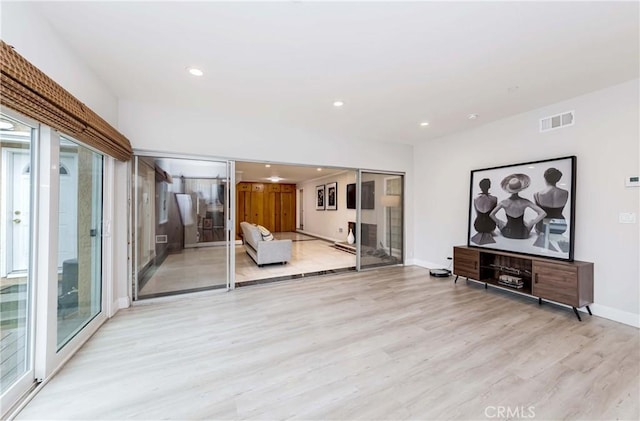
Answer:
[108,296,129,317]
[588,303,640,328]
[410,259,442,269]
[115,297,131,310]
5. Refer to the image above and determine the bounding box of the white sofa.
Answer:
[240,222,292,266]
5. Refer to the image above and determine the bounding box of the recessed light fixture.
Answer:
[0,121,14,130]
[420,122,430,127]
[317,168,322,172]
[265,164,271,168]
[187,67,204,77]
[468,113,479,120]
[528,166,535,169]
[333,100,344,107]
[267,176,283,183]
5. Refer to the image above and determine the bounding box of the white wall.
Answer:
[0,2,119,125]
[298,171,357,242]
[414,79,640,326]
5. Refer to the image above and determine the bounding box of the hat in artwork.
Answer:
[500,173,531,193]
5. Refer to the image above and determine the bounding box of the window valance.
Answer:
[0,40,132,161]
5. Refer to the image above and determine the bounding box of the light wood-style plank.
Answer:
[16,266,640,420]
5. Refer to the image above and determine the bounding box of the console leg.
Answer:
[454,275,458,283]
[538,297,542,305]
[572,306,582,321]
[586,305,592,316]
[485,282,488,289]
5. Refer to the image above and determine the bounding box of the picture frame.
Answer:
[467,156,576,261]
[326,182,337,210]
[316,184,325,210]
[346,183,356,209]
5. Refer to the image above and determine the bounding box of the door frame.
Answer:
[356,169,406,272]
[1,147,30,276]
[131,150,233,300]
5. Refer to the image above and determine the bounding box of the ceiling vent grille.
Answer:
[540,111,575,132]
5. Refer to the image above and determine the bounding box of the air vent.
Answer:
[156,235,168,244]
[540,111,575,132]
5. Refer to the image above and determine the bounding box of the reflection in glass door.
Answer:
[133,156,230,299]
[57,137,103,350]
[358,171,404,270]
[0,114,36,403]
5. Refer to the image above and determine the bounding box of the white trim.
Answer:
[33,126,58,380]
[588,304,640,328]
[117,296,131,310]
[410,259,441,269]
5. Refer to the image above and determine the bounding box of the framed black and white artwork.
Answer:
[468,156,576,261]
[316,184,325,210]
[326,182,337,210]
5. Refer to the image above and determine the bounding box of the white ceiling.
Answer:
[236,161,347,184]
[31,1,639,145]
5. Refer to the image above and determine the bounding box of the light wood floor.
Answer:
[16,266,639,420]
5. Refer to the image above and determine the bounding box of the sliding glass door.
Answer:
[133,155,232,299]
[0,113,36,407]
[56,137,103,350]
[357,171,404,270]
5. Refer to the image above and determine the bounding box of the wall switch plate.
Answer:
[338,227,343,233]
[619,212,637,224]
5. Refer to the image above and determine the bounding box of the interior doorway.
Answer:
[132,155,231,300]
[234,161,357,285]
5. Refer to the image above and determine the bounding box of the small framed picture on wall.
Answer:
[326,182,337,210]
[316,184,325,210]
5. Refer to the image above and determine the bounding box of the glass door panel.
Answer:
[358,171,404,270]
[56,137,103,350]
[0,114,35,401]
[134,156,230,299]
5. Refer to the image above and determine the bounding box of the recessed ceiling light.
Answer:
[317,168,322,171]
[267,176,283,183]
[0,121,14,130]
[468,113,479,120]
[187,67,204,77]
[333,100,344,107]
[420,122,430,127]
[528,166,535,169]
[265,164,271,168]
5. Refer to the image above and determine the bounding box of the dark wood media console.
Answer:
[453,246,594,321]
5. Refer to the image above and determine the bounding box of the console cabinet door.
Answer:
[532,261,578,306]
[453,247,480,280]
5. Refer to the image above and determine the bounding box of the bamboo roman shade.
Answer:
[0,40,132,161]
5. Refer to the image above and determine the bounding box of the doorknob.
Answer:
[13,218,21,224]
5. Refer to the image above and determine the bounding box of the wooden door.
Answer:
[236,183,252,237]
[263,184,281,232]
[250,183,264,226]
[280,187,296,232]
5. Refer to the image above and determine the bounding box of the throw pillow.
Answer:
[257,225,274,241]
